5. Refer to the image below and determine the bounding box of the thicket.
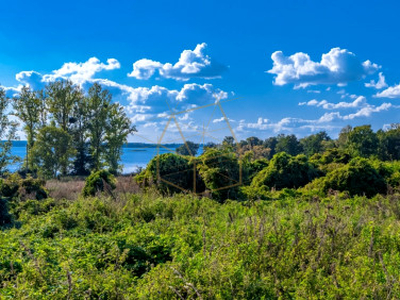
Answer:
[136,125,400,201]
[82,170,117,197]
[2,191,400,298]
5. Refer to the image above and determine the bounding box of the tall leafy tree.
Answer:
[176,141,200,157]
[13,87,45,170]
[337,125,352,148]
[0,88,18,174]
[70,93,92,175]
[275,134,303,156]
[31,125,75,178]
[86,83,112,171]
[246,136,262,147]
[222,136,235,147]
[263,136,278,159]
[346,125,378,157]
[377,124,400,161]
[105,103,135,174]
[46,80,83,175]
[300,131,331,156]
[46,80,81,132]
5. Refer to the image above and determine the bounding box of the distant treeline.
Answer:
[138,124,400,201]
[0,81,134,178]
[205,124,400,161]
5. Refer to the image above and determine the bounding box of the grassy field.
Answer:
[1,184,400,299]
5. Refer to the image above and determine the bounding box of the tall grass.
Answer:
[1,191,400,298]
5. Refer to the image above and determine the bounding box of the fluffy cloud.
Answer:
[128,59,163,80]
[299,96,367,110]
[15,57,120,88]
[342,103,395,119]
[128,43,227,81]
[268,47,379,88]
[213,117,235,123]
[237,117,305,133]
[375,83,400,98]
[237,101,399,134]
[92,80,228,118]
[365,72,388,89]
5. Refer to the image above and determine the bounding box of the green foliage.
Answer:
[175,141,200,156]
[46,80,81,132]
[0,87,19,174]
[322,157,387,197]
[70,94,92,176]
[104,103,135,174]
[31,125,76,178]
[136,153,203,194]
[263,136,278,159]
[86,83,112,171]
[2,193,400,298]
[13,86,46,171]
[0,197,12,226]
[197,148,241,202]
[377,124,400,161]
[82,170,117,197]
[0,174,48,201]
[0,174,48,227]
[300,131,331,156]
[275,134,303,156]
[10,81,133,178]
[251,152,321,191]
[346,125,378,157]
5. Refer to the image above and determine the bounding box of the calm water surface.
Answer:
[10,145,201,174]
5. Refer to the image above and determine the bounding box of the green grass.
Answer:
[1,192,400,299]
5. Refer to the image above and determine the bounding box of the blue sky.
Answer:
[1,0,400,143]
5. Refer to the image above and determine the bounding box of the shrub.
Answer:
[0,174,20,199]
[0,174,48,201]
[136,153,203,195]
[0,197,12,226]
[322,157,387,197]
[82,170,116,197]
[20,177,48,200]
[251,152,321,191]
[389,171,400,189]
[197,148,241,202]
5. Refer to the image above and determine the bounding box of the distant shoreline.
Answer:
[7,141,185,149]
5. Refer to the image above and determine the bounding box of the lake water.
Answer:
[10,145,201,174]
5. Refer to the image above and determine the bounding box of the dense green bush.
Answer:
[0,174,48,201]
[197,148,241,202]
[136,153,204,195]
[251,152,321,191]
[322,157,387,197]
[82,170,116,197]
[0,197,12,226]
[311,147,351,166]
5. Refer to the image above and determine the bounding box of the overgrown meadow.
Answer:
[2,189,400,299]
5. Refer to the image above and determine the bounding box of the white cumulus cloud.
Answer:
[128,43,227,81]
[375,83,400,99]
[365,72,388,89]
[298,96,367,110]
[268,47,379,88]
[15,57,120,89]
